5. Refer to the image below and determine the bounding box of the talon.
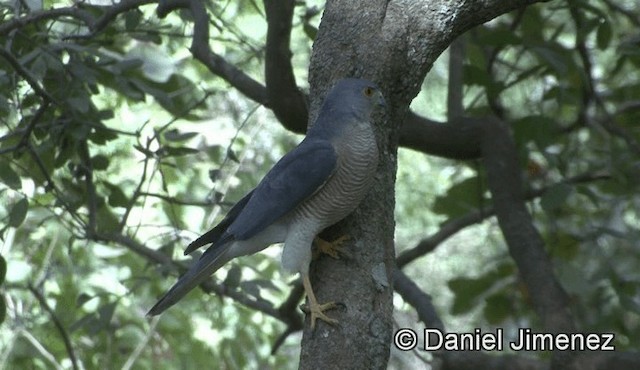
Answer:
[301,273,339,329]
[313,234,350,259]
[300,301,338,328]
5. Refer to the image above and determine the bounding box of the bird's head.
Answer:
[309,78,386,138]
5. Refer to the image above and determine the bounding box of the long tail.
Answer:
[147,239,234,316]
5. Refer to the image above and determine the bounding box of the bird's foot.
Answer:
[301,300,339,329]
[313,235,349,259]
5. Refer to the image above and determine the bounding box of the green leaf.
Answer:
[540,183,572,213]
[98,302,117,328]
[163,130,198,142]
[91,155,110,170]
[448,263,513,315]
[463,64,493,87]
[0,295,5,326]
[449,276,491,315]
[0,163,21,189]
[161,146,199,157]
[484,293,512,324]
[9,198,28,228]
[66,96,90,113]
[511,115,557,149]
[303,23,318,40]
[76,293,94,307]
[548,232,580,260]
[227,148,239,163]
[104,182,128,208]
[432,176,486,218]
[125,9,142,30]
[0,255,6,285]
[596,20,612,50]
[89,126,118,145]
[96,204,120,233]
[476,25,521,47]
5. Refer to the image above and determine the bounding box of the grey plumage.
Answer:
[148,78,385,323]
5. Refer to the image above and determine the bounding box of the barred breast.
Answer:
[292,121,379,229]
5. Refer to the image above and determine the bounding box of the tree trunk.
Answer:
[299,0,545,368]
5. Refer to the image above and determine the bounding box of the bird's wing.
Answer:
[227,138,338,240]
[183,190,254,255]
[147,139,337,316]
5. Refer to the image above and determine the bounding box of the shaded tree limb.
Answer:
[481,117,576,369]
[399,114,483,160]
[264,0,309,133]
[0,48,55,103]
[447,37,465,121]
[394,268,640,370]
[396,170,612,268]
[393,269,444,331]
[271,282,304,355]
[176,0,268,106]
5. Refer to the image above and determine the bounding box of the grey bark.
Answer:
[299,1,545,368]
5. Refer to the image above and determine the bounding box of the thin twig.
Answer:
[121,316,159,370]
[0,48,55,103]
[28,284,79,370]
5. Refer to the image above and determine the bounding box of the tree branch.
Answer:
[28,284,79,370]
[397,170,611,268]
[180,0,268,105]
[480,117,576,369]
[399,114,484,160]
[264,0,308,134]
[393,269,445,331]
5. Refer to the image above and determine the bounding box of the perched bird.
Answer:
[148,78,386,327]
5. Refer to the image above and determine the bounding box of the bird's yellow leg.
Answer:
[302,273,338,329]
[313,235,349,259]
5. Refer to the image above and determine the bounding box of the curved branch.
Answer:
[393,269,444,331]
[0,7,92,35]
[481,117,576,368]
[397,170,611,267]
[399,113,483,160]
[28,284,79,370]
[184,0,267,105]
[264,0,308,133]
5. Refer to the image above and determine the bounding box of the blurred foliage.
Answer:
[0,0,639,369]
[397,1,640,363]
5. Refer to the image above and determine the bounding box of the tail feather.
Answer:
[147,240,234,316]
[184,190,254,255]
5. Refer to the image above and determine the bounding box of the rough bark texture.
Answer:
[299,1,545,368]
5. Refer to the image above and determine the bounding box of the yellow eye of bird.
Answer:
[363,86,374,97]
